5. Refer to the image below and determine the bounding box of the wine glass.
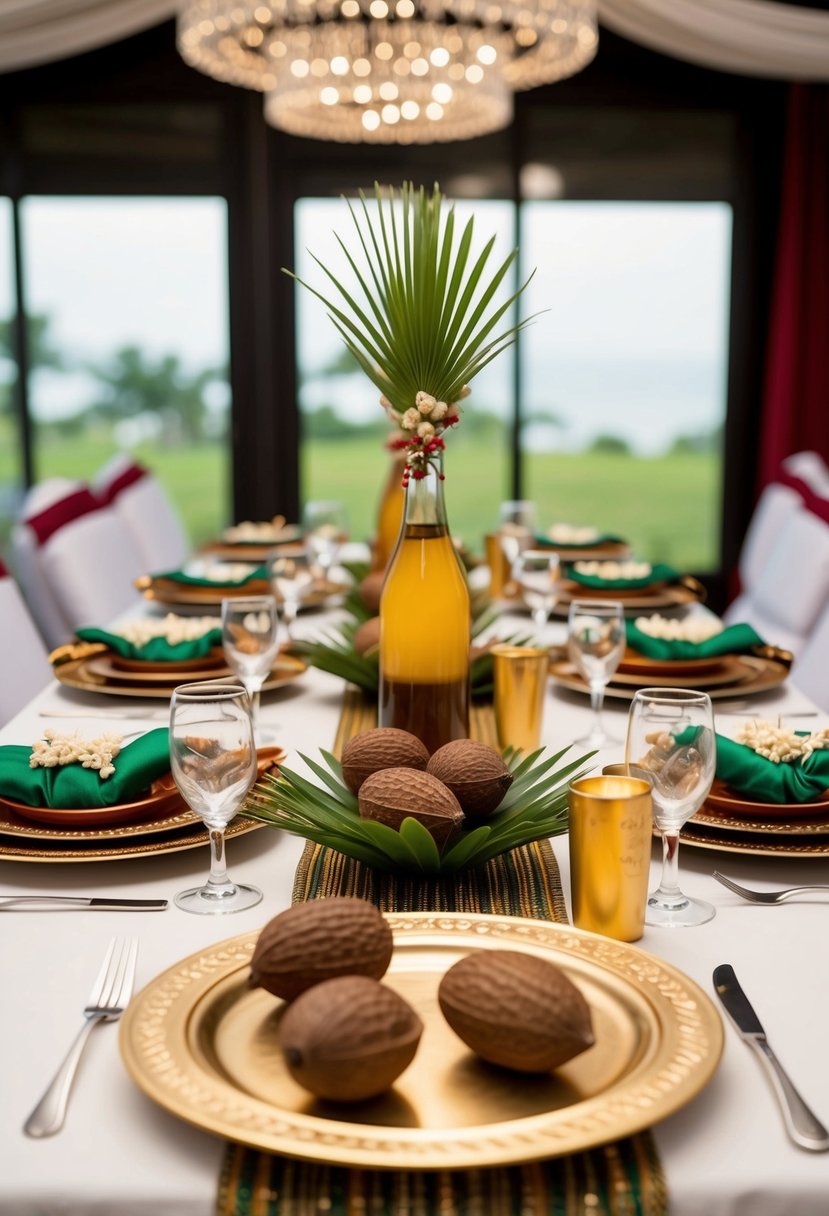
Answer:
[567,599,626,746]
[511,549,561,639]
[303,500,348,577]
[499,500,537,531]
[169,680,262,914]
[221,596,280,744]
[268,550,317,637]
[625,687,717,928]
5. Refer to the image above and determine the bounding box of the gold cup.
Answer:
[568,775,652,942]
[484,533,510,599]
[492,644,549,753]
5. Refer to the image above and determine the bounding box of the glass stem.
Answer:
[244,679,262,738]
[589,681,605,734]
[657,831,682,897]
[206,826,234,894]
[531,608,548,641]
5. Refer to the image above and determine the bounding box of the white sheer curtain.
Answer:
[0,0,828,79]
[0,0,175,72]
[598,0,829,80]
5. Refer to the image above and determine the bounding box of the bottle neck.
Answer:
[403,458,448,531]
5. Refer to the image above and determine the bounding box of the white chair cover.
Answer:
[0,565,52,725]
[737,482,803,593]
[93,455,189,572]
[791,601,829,712]
[781,450,829,499]
[10,478,84,649]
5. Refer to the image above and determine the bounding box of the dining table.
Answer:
[1,595,828,1216]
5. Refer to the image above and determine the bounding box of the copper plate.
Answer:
[110,648,226,675]
[617,650,727,678]
[0,748,284,837]
[552,579,704,617]
[703,777,829,821]
[52,653,306,700]
[204,539,304,562]
[137,574,340,610]
[549,655,788,701]
[691,805,829,836]
[680,823,829,859]
[86,653,234,684]
[119,915,723,1169]
[0,813,263,863]
[570,655,754,691]
[537,541,631,561]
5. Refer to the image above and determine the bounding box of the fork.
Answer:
[23,937,138,1138]
[713,872,829,904]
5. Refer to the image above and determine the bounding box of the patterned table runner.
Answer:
[218,689,668,1216]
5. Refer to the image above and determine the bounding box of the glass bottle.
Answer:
[379,457,470,752]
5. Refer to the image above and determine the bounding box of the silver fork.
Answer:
[713,872,829,904]
[24,937,138,1138]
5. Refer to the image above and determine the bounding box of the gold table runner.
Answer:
[218,688,668,1216]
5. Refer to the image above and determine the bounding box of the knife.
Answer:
[713,964,829,1152]
[0,896,167,911]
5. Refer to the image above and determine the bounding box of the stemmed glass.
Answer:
[268,550,316,638]
[169,681,262,914]
[567,599,626,746]
[303,500,348,577]
[625,687,717,928]
[511,549,561,639]
[221,595,280,744]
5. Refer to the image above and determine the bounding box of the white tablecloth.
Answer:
[1,610,828,1215]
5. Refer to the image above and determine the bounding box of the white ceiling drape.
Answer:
[0,0,827,79]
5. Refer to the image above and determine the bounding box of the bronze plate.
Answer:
[703,777,829,820]
[136,574,340,610]
[552,654,755,691]
[549,655,789,702]
[552,578,705,617]
[681,823,829,859]
[617,650,727,678]
[52,653,307,700]
[86,652,233,684]
[110,648,226,675]
[691,805,829,836]
[119,915,723,1169]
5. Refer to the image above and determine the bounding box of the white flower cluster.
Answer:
[116,614,219,648]
[30,731,124,781]
[735,720,829,764]
[190,561,258,583]
[547,523,600,544]
[223,516,291,543]
[633,614,724,643]
[575,560,652,580]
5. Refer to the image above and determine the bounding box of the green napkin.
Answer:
[155,565,266,588]
[566,561,679,590]
[625,621,766,661]
[76,626,222,662]
[715,734,829,804]
[536,532,625,549]
[0,728,171,808]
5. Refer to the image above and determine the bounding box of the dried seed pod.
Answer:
[438,949,594,1072]
[250,897,393,1000]
[279,975,423,1101]
[353,616,380,656]
[359,570,386,615]
[358,767,464,851]
[427,739,513,819]
[341,727,429,794]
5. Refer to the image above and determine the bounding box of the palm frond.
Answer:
[285,182,539,414]
[243,744,596,876]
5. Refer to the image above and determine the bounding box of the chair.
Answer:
[791,601,829,712]
[93,455,189,572]
[0,558,52,724]
[11,479,145,642]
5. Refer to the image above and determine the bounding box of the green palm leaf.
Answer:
[285,182,539,416]
[242,743,596,877]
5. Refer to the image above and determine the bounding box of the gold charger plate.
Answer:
[552,578,705,616]
[119,914,723,1169]
[136,574,342,610]
[553,655,755,691]
[51,652,307,700]
[0,813,262,863]
[691,805,829,836]
[549,655,788,702]
[0,748,284,838]
[680,823,829,859]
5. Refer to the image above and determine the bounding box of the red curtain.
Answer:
[758,84,829,490]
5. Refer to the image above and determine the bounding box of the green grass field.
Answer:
[0,422,720,572]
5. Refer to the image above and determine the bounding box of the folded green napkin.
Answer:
[715,734,829,804]
[0,729,171,808]
[566,561,679,590]
[536,532,625,549]
[76,626,222,662]
[625,621,765,661]
[155,565,266,588]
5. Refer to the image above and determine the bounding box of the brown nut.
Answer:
[341,726,429,795]
[358,767,464,851]
[427,739,513,819]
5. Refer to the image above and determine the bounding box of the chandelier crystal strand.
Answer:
[177,0,597,143]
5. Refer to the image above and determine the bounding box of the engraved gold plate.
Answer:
[0,813,263,863]
[681,825,829,859]
[138,574,339,610]
[119,914,723,1168]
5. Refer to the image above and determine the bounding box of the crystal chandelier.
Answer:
[178,0,598,143]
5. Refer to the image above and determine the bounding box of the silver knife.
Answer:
[0,896,167,911]
[713,964,829,1152]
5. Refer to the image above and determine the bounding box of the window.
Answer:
[20,196,231,546]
